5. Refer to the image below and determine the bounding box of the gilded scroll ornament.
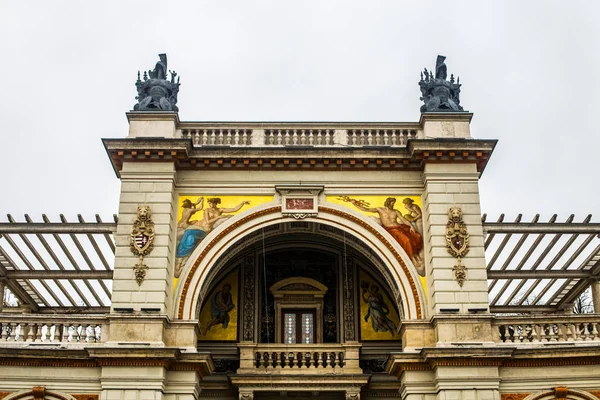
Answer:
[130,204,156,286]
[446,207,469,287]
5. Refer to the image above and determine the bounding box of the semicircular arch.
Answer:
[174,203,426,321]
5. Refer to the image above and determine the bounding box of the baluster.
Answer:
[280,352,287,368]
[549,324,557,342]
[530,324,539,342]
[281,130,288,145]
[304,352,311,368]
[288,352,295,367]
[591,322,599,340]
[356,130,363,145]
[26,323,35,342]
[565,324,574,341]
[34,323,43,342]
[53,324,62,343]
[269,352,276,368]
[290,130,297,145]
[506,325,515,342]
[330,352,336,368]
[262,352,269,368]
[232,129,239,146]
[540,324,548,342]
[557,324,565,341]
[313,352,319,368]
[366,130,372,145]
[584,323,592,341]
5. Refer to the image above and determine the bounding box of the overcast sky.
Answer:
[0,1,598,224]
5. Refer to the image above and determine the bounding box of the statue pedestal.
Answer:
[420,112,473,139]
[126,111,179,138]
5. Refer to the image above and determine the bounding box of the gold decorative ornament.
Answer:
[130,204,156,286]
[446,207,469,287]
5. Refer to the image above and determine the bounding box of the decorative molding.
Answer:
[445,207,470,287]
[130,204,156,286]
[0,394,12,400]
[71,395,99,400]
[343,259,356,341]
[243,256,255,342]
[501,394,530,400]
[277,185,322,217]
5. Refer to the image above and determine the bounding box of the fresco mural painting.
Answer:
[199,269,239,341]
[174,195,273,279]
[358,269,401,341]
[328,195,425,279]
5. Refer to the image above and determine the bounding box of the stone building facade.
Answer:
[1,57,600,400]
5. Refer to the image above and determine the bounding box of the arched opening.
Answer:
[175,205,426,323]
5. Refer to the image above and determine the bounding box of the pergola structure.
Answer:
[0,213,598,315]
[0,214,116,313]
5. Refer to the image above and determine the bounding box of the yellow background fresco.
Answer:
[326,195,427,291]
[358,269,401,341]
[198,269,239,341]
[177,195,274,222]
[174,194,274,289]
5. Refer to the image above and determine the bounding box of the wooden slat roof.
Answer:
[484,214,600,313]
[1,212,598,315]
[0,214,116,313]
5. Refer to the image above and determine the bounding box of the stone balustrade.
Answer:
[179,124,422,147]
[238,342,362,374]
[0,314,107,345]
[493,314,600,344]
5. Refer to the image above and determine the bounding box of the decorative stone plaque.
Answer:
[130,204,156,285]
[276,185,323,219]
[445,207,470,287]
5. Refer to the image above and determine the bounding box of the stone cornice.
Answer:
[419,112,474,124]
[103,137,495,177]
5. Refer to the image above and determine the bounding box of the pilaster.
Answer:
[422,162,489,317]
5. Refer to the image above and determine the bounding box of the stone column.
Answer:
[108,160,178,345]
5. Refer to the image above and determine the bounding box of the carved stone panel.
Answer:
[343,257,356,341]
[243,256,255,342]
